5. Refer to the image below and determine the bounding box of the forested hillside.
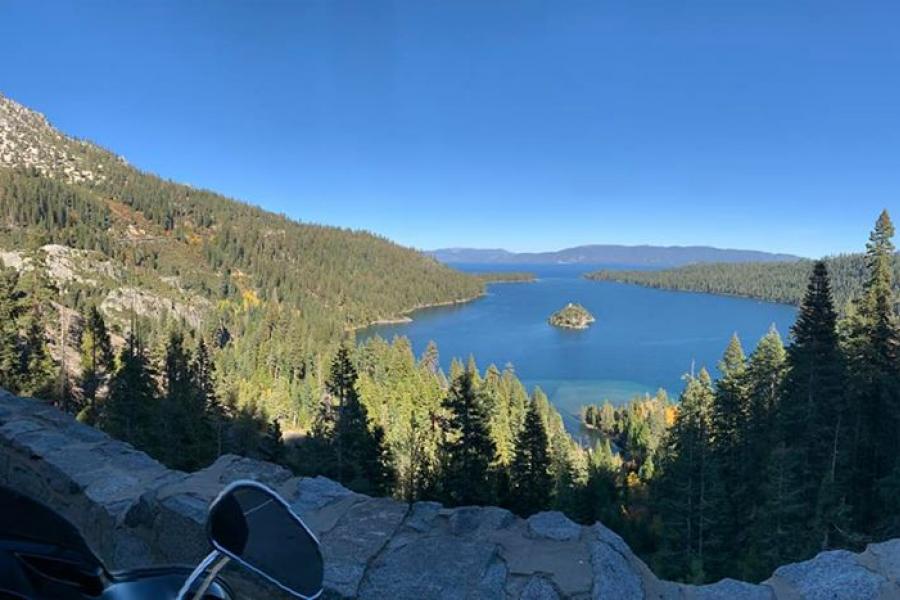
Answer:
[0,94,482,321]
[587,253,900,309]
[0,93,482,414]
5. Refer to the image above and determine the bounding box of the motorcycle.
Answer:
[0,480,324,600]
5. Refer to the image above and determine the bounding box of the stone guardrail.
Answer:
[1,389,898,599]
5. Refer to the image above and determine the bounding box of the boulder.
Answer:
[527,511,582,542]
[359,535,506,599]
[766,549,891,600]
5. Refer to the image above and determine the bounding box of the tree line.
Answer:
[291,339,584,518]
[0,262,282,471]
[577,212,899,582]
[583,211,899,583]
[1,164,483,421]
[587,250,900,311]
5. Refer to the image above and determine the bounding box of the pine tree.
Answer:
[259,417,285,463]
[756,439,808,575]
[324,345,391,494]
[78,306,113,423]
[844,211,900,532]
[465,355,482,386]
[582,438,622,527]
[193,337,225,457]
[17,300,55,398]
[510,396,553,516]
[439,370,497,506]
[100,332,159,453]
[156,330,217,470]
[745,327,786,464]
[741,326,786,578]
[554,443,591,521]
[706,334,749,580]
[160,330,191,463]
[758,260,848,572]
[421,340,440,374]
[0,268,22,392]
[652,369,715,582]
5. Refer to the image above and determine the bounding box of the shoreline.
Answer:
[476,273,538,284]
[584,275,799,308]
[480,277,537,284]
[347,291,487,333]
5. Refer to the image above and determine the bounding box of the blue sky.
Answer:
[1,1,898,257]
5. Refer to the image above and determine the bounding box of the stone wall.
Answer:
[1,389,898,599]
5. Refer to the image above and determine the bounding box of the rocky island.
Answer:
[549,302,595,329]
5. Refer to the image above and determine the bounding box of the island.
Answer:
[549,302,595,329]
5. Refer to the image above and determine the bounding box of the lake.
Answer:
[358,264,797,429]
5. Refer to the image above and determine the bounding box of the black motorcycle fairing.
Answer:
[0,487,101,570]
[0,486,232,599]
[103,567,231,600]
[0,486,107,598]
[0,547,232,600]
[0,540,106,599]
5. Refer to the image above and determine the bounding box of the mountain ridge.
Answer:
[0,91,483,343]
[428,244,802,267]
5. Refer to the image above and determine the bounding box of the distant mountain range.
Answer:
[428,245,802,267]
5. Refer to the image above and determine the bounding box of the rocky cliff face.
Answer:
[1,389,898,599]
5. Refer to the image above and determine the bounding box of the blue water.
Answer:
[358,264,797,424]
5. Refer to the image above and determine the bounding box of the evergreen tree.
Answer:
[744,327,786,465]
[756,437,808,574]
[510,396,553,515]
[193,337,225,457]
[652,370,715,582]
[421,340,440,374]
[78,306,114,423]
[554,443,591,521]
[706,335,749,580]
[741,326,786,578]
[323,345,391,494]
[17,300,55,398]
[227,397,284,462]
[259,417,285,463]
[100,332,159,453]
[759,260,848,571]
[0,268,22,392]
[582,438,623,529]
[844,211,900,532]
[159,330,216,470]
[439,370,496,506]
[449,357,465,382]
[466,355,482,387]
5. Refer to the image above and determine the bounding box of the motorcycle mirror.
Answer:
[206,481,324,599]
